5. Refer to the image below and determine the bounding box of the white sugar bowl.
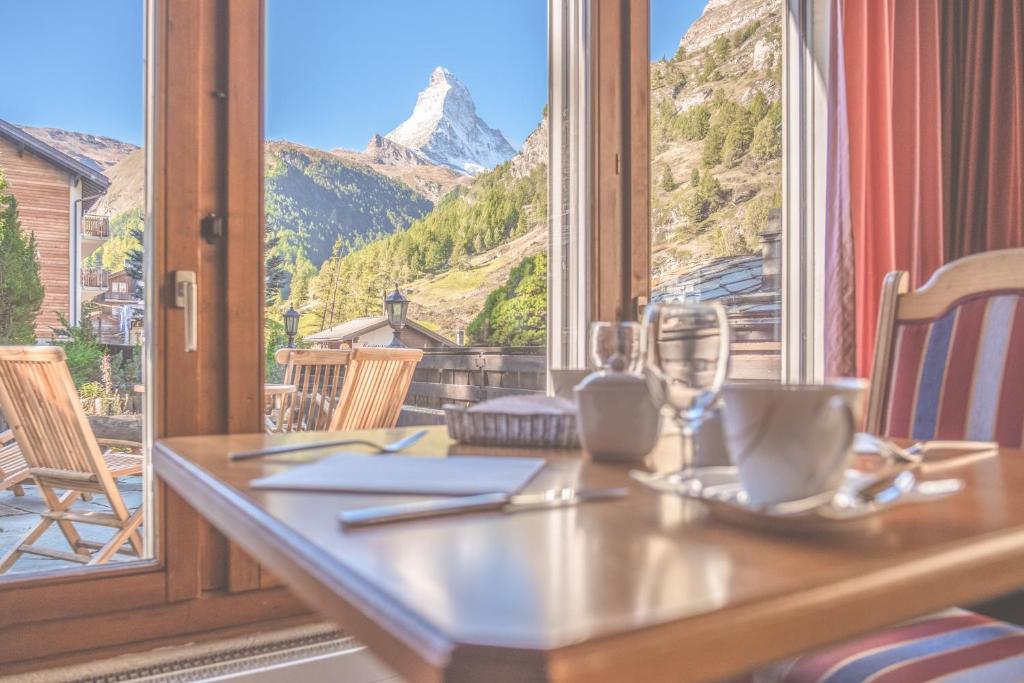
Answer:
[574,371,662,462]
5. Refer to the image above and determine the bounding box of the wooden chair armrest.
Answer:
[96,438,144,453]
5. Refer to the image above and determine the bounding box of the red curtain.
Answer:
[838,0,1024,377]
[945,0,1024,258]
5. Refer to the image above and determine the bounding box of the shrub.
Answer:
[700,54,721,83]
[748,91,770,123]
[702,125,726,167]
[683,191,711,223]
[712,35,731,61]
[733,20,761,47]
[721,116,755,167]
[677,104,711,141]
[752,102,782,161]
[659,166,677,192]
[0,171,44,344]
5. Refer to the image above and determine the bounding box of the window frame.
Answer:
[0,0,307,671]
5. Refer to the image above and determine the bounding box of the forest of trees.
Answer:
[467,252,547,346]
[305,162,548,336]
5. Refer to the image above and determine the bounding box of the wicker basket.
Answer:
[444,396,580,449]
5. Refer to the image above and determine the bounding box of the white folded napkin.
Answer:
[250,453,545,496]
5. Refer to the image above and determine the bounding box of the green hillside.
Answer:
[265,141,434,275]
[304,161,547,337]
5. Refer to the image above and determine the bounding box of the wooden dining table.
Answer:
[154,427,1024,683]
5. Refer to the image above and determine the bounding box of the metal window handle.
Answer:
[173,271,198,353]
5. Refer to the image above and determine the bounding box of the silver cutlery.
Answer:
[858,434,997,464]
[230,429,428,461]
[339,486,629,528]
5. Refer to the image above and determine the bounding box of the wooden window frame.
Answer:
[590,0,650,324]
[0,0,309,672]
[603,0,831,383]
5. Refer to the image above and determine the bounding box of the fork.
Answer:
[229,429,429,461]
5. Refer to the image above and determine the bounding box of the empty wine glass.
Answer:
[589,321,643,374]
[642,302,730,473]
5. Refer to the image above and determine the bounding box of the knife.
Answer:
[339,487,629,528]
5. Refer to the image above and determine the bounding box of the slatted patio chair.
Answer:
[328,347,423,431]
[0,428,30,496]
[269,349,352,433]
[0,346,144,573]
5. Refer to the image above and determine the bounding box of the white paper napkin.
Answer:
[250,453,546,496]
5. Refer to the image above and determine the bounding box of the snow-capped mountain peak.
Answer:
[385,66,515,176]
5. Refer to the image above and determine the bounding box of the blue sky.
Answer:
[1,1,146,145]
[1,1,702,151]
[651,1,705,61]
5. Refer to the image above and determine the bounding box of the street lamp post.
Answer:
[383,284,409,348]
[283,306,299,348]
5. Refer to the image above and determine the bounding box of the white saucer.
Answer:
[630,466,962,534]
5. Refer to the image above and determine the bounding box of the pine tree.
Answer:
[659,166,677,192]
[0,171,44,344]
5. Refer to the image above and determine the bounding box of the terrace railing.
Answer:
[83,214,110,239]
[396,324,780,426]
[399,346,545,424]
[81,268,109,289]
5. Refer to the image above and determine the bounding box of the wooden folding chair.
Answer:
[0,428,30,496]
[0,347,144,573]
[269,349,352,433]
[328,347,423,431]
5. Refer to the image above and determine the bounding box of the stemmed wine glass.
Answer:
[641,301,731,475]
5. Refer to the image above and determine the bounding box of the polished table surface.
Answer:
[154,427,1024,683]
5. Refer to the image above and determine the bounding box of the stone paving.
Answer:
[0,477,145,576]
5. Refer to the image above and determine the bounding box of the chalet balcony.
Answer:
[81,267,109,290]
[82,214,110,239]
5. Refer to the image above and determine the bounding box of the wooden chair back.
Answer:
[0,346,115,493]
[329,347,423,431]
[272,348,351,432]
[866,248,1024,446]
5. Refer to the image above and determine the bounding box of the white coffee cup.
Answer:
[720,382,863,507]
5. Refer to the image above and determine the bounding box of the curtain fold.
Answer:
[947,0,1024,258]
[836,0,1024,377]
[824,0,855,378]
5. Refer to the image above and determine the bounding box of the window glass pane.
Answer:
[265,1,549,425]
[0,3,149,576]
[650,0,783,380]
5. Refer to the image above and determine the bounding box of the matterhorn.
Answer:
[385,66,515,175]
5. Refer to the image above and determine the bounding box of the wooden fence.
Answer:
[399,346,546,425]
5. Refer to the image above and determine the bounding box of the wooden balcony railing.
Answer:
[81,268,109,289]
[82,214,110,239]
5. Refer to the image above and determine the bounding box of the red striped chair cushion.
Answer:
[763,608,1024,682]
[882,291,1024,448]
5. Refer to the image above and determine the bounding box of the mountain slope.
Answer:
[265,140,435,270]
[650,0,782,291]
[91,148,145,217]
[385,67,516,175]
[331,135,470,202]
[18,126,137,172]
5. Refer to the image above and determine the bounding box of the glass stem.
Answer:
[677,415,696,473]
